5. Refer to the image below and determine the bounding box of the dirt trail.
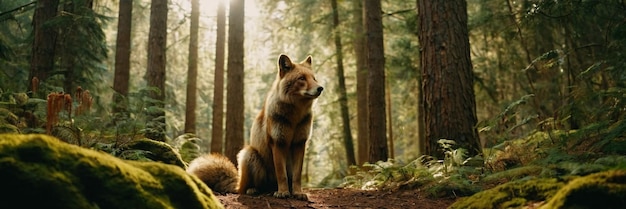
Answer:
[216,188,457,209]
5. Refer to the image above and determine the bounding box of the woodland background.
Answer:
[1,0,626,192]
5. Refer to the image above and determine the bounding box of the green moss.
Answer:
[121,138,188,169]
[0,134,223,209]
[482,165,546,183]
[540,170,626,209]
[449,178,564,209]
[179,140,201,163]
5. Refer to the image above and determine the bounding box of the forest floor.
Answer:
[215,188,457,209]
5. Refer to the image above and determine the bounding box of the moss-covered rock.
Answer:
[171,133,203,163]
[540,170,626,209]
[449,170,626,209]
[120,138,188,169]
[449,178,565,209]
[0,134,223,209]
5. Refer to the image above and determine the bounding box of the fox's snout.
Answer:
[315,86,324,95]
[305,85,323,97]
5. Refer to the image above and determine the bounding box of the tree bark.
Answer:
[210,0,227,154]
[112,0,133,117]
[184,0,199,134]
[225,0,245,163]
[144,0,168,141]
[418,0,481,159]
[331,0,356,166]
[352,0,369,165]
[364,0,388,162]
[29,0,59,97]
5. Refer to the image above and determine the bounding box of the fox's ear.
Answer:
[278,54,293,78]
[302,56,312,66]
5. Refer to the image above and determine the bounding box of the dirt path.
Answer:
[215,188,457,209]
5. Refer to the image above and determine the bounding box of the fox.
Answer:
[186,54,323,200]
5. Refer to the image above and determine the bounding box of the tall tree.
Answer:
[112,0,133,117]
[210,0,226,153]
[184,0,200,134]
[352,0,368,165]
[418,0,481,158]
[29,0,59,96]
[56,0,107,98]
[224,0,245,163]
[331,0,356,166]
[58,0,93,95]
[364,0,387,162]
[144,0,168,141]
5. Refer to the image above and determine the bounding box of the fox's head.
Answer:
[277,54,323,100]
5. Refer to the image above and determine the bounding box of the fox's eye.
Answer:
[299,76,306,80]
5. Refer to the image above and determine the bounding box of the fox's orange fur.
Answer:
[237,54,322,200]
[185,54,322,200]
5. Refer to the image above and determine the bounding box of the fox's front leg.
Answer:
[271,143,290,198]
[290,142,308,200]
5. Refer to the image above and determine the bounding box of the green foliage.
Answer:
[0,0,34,92]
[342,139,482,198]
[0,107,19,133]
[42,0,110,97]
[50,123,82,145]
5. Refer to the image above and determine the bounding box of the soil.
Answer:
[215,188,457,209]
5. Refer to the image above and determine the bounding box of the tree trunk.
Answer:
[418,0,481,159]
[385,78,393,158]
[224,0,245,163]
[331,0,356,166]
[112,0,132,117]
[210,0,227,153]
[352,0,369,165]
[29,0,59,97]
[144,0,168,141]
[364,0,388,162]
[417,71,426,155]
[184,0,199,134]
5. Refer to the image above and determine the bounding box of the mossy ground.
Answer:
[449,177,565,209]
[0,134,223,209]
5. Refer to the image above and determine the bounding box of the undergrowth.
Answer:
[341,139,483,198]
[341,90,626,199]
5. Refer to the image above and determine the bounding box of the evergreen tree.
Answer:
[364,0,388,162]
[352,0,369,165]
[330,0,356,166]
[145,0,168,141]
[210,0,227,154]
[225,0,245,163]
[29,0,59,97]
[112,0,132,118]
[418,0,481,158]
[184,0,199,134]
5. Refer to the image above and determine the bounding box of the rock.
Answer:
[0,134,223,209]
[449,170,626,209]
[540,170,626,209]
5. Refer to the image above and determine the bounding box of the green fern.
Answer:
[341,140,483,197]
[51,124,82,146]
